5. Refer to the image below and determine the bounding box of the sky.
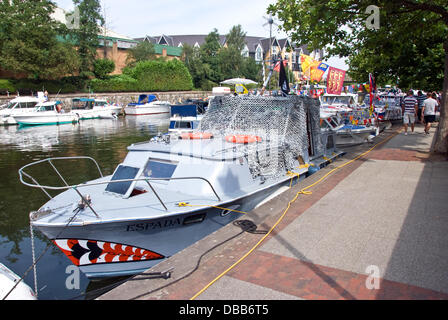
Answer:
[54,0,349,70]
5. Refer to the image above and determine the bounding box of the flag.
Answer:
[300,54,314,80]
[310,62,329,82]
[278,59,290,96]
[326,67,346,95]
[300,54,313,73]
[369,73,376,114]
[274,59,288,72]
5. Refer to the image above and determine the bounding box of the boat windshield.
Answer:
[322,96,352,105]
[95,101,108,107]
[6,101,38,109]
[105,165,141,195]
[143,159,178,179]
[72,99,94,110]
[35,104,55,112]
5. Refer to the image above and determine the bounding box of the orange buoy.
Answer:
[225,135,262,144]
[180,132,213,140]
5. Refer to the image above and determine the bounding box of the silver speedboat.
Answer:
[19,95,342,279]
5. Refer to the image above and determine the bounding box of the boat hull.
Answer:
[33,177,298,279]
[335,126,376,146]
[124,104,170,116]
[13,113,79,126]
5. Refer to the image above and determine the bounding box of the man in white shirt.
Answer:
[421,92,438,134]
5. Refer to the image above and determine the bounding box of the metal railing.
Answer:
[19,157,222,218]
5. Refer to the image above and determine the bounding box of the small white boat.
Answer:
[12,101,79,126]
[94,99,122,116]
[0,93,46,125]
[20,95,343,279]
[168,100,208,134]
[0,263,37,300]
[320,93,358,113]
[320,111,376,146]
[124,94,171,116]
[71,98,121,120]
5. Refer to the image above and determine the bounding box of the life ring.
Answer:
[180,132,213,140]
[225,135,262,144]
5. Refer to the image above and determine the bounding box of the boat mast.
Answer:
[260,15,277,95]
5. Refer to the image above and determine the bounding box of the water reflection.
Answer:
[0,114,169,299]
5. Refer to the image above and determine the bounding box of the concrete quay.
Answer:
[98,122,448,300]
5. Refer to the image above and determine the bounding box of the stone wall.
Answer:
[0,91,212,111]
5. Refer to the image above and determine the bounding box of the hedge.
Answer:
[127,59,193,91]
[0,79,15,93]
[0,77,88,94]
[87,75,138,93]
[1,59,195,94]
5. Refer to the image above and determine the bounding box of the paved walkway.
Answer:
[99,122,448,300]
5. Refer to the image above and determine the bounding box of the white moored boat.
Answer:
[0,93,46,125]
[12,101,79,126]
[0,263,37,300]
[20,95,343,279]
[168,99,208,134]
[71,98,120,120]
[124,94,171,116]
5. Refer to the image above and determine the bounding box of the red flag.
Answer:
[326,67,346,95]
[274,59,288,72]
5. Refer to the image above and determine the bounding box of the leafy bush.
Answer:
[87,74,138,92]
[130,59,193,91]
[0,79,15,93]
[8,78,85,94]
[93,59,116,79]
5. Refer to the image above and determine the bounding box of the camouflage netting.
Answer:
[199,95,324,179]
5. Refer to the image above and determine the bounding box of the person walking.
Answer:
[421,93,438,134]
[416,90,426,123]
[402,89,418,135]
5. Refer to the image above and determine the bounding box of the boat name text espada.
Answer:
[126,218,182,232]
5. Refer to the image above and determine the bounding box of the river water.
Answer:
[0,115,169,300]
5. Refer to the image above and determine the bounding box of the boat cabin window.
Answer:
[175,121,192,129]
[19,102,38,109]
[95,101,107,107]
[7,102,38,109]
[36,104,55,112]
[322,96,351,105]
[143,159,178,180]
[72,100,94,110]
[105,165,141,196]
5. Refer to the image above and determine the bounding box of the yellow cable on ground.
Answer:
[190,128,401,300]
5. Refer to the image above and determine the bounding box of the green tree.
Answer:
[126,41,156,67]
[241,57,263,83]
[0,0,80,79]
[182,43,206,89]
[268,0,448,153]
[71,0,104,78]
[200,29,222,84]
[93,58,115,79]
[218,25,248,80]
[225,24,247,52]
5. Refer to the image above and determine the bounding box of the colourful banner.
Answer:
[300,54,313,73]
[310,62,329,82]
[326,67,346,95]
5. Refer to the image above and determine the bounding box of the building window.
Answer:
[241,45,249,58]
[255,46,263,62]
